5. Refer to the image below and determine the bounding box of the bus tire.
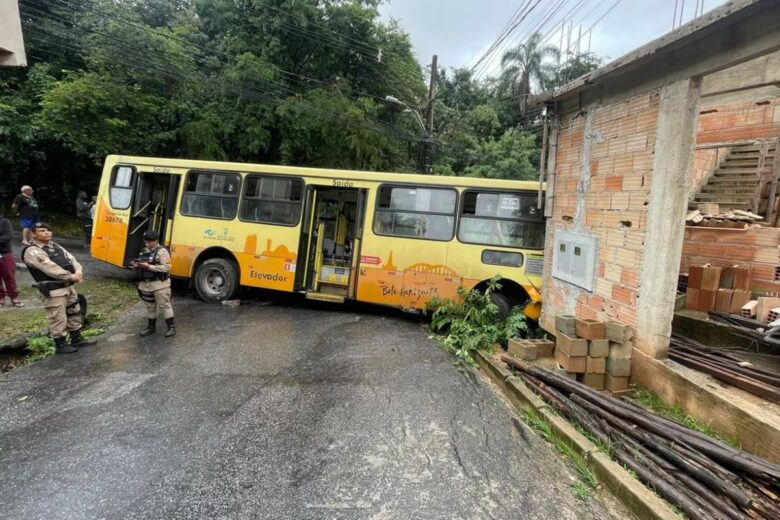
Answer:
[489,291,512,321]
[194,258,239,303]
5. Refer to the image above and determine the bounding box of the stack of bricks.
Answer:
[553,314,634,395]
[684,264,758,313]
[605,320,634,396]
[554,315,611,390]
[507,337,555,361]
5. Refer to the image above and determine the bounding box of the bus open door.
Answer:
[93,164,179,267]
[297,186,366,303]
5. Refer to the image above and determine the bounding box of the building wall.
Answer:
[689,148,719,192]
[0,1,26,68]
[696,97,780,144]
[540,90,661,332]
[681,226,780,292]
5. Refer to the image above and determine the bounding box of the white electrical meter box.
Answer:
[552,231,597,291]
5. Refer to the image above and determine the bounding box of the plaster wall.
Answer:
[0,1,26,68]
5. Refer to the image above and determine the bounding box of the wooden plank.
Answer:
[669,351,780,403]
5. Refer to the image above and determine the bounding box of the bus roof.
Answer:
[106,155,545,191]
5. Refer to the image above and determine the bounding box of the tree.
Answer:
[498,33,559,125]
[543,51,603,91]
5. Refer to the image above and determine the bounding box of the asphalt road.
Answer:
[0,291,626,519]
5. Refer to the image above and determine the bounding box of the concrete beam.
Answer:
[635,79,702,359]
[537,0,779,107]
[701,50,780,97]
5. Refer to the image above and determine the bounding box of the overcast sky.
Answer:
[380,0,730,76]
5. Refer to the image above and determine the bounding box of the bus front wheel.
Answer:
[194,258,239,303]
[489,291,512,321]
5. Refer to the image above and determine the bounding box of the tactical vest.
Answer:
[22,243,76,285]
[137,246,170,281]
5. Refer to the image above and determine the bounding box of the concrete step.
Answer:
[711,176,760,183]
[730,145,777,153]
[701,187,755,194]
[716,164,772,173]
[714,169,763,175]
[723,160,760,167]
[694,195,754,203]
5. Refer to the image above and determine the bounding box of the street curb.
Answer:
[475,350,678,520]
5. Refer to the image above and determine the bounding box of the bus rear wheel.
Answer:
[195,258,239,303]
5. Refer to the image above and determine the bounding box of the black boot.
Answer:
[140,319,156,337]
[164,318,176,338]
[69,329,97,348]
[54,336,78,354]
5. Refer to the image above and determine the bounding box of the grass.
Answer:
[572,481,590,501]
[574,422,614,457]
[1,276,138,364]
[521,409,599,493]
[631,386,739,447]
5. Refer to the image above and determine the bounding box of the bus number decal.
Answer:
[333,179,354,187]
[104,215,123,224]
[153,167,171,173]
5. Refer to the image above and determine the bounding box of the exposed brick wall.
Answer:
[696,97,780,144]
[541,90,661,331]
[689,148,718,192]
[680,226,780,293]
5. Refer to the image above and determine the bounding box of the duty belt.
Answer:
[33,280,74,297]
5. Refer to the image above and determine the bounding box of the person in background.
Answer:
[22,222,96,354]
[132,230,175,338]
[0,212,23,307]
[12,185,40,246]
[90,195,97,221]
[75,190,93,245]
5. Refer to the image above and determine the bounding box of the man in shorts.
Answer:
[12,185,40,246]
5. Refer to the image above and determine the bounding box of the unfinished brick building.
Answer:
[537,0,779,360]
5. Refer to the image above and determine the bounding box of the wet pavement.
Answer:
[0,294,627,519]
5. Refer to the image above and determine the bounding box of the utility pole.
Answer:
[422,54,438,173]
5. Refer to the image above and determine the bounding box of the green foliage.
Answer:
[631,386,738,446]
[81,327,106,338]
[521,409,598,489]
[543,52,604,91]
[572,481,590,502]
[25,334,55,363]
[1,3,604,213]
[427,276,529,365]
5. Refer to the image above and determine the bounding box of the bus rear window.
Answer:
[458,191,545,249]
[181,171,240,220]
[240,176,303,226]
[110,166,135,209]
[374,186,456,241]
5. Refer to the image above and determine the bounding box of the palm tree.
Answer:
[499,33,560,125]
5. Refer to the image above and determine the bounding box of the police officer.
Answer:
[22,222,96,354]
[133,230,175,337]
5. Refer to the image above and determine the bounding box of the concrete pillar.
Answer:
[635,78,702,359]
[0,1,27,68]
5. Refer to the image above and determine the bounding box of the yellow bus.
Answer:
[92,155,545,318]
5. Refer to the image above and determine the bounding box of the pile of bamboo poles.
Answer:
[502,355,780,520]
[669,335,780,403]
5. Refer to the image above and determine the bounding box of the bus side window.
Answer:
[181,171,240,220]
[240,175,303,226]
[110,166,135,210]
[458,190,545,249]
[373,185,456,241]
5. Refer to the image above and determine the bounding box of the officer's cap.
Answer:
[143,230,159,241]
[30,222,51,231]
